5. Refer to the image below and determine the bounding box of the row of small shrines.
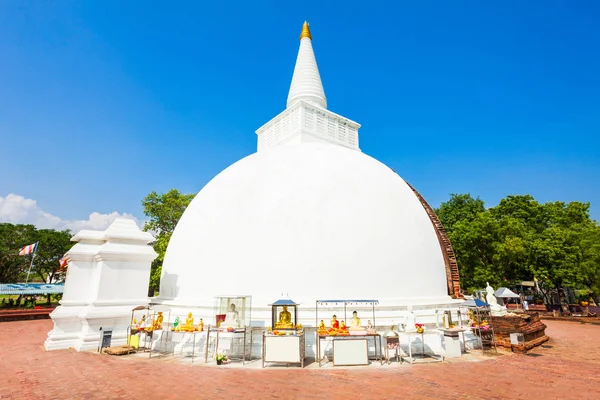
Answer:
[117,299,495,367]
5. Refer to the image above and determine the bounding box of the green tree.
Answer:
[441,192,600,302]
[31,229,73,284]
[142,189,195,296]
[450,211,502,291]
[0,223,73,305]
[435,193,485,235]
[0,223,35,282]
[579,224,600,299]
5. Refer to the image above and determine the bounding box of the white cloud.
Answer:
[0,193,142,232]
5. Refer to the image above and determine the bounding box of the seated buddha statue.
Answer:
[153,312,164,330]
[182,312,194,332]
[340,320,347,331]
[275,305,294,328]
[349,311,366,331]
[330,315,340,329]
[197,318,204,332]
[318,320,326,331]
[221,304,240,328]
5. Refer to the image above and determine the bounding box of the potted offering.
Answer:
[216,354,227,365]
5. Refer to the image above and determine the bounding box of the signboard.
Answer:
[101,330,113,349]
[264,336,301,363]
[333,338,369,366]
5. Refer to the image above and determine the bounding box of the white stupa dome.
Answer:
[156,22,461,325]
[160,143,450,307]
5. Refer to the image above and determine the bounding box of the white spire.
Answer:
[286,22,327,109]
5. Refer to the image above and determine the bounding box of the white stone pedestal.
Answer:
[45,218,157,351]
[441,328,464,358]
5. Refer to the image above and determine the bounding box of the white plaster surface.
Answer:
[45,219,157,351]
[156,143,454,324]
[287,37,327,109]
[256,101,361,152]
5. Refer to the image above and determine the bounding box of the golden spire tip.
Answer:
[300,21,312,40]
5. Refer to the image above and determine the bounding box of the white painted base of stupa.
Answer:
[143,322,477,361]
[152,295,463,328]
[150,295,465,359]
[44,301,144,351]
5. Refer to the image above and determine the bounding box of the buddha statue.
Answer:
[330,315,339,329]
[367,320,374,333]
[485,282,507,316]
[147,317,156,331]
[221,303,240,328]
[139,315,147,328]
[153,312,164,330]
[340,320,347,331]
[182,312,194,332]
[197,318,204,332]
[350,311,361,328]
[318,320,326,331]
[275,305,294,329]
[349,310,366,332]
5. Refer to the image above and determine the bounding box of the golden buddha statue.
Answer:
[275,305,294,329]
[182,312,194,332]
[330,315,339,329]
[197,318,205,332]
[153,312,164,330]
[147,317,156,331]
[340,320,347,331]
[318,320,326,331]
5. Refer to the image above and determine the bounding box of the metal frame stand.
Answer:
[214,326,252,365]
[400,331,444,364]
[316,334,383,367]
[261,331,305,368]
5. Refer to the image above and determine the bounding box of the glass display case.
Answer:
[214,295,251,328]
[269,298,298,330]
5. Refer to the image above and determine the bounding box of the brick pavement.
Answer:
[1,320,599,400]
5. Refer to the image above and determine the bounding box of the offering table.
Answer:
[316,334,382,367]
[438,327,466,358]
[262,332,305,368]
[399,330,444,364]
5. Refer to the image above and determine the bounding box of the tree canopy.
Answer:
[142,189,196,295]
[435,194,600,299]
[0,223,72,284]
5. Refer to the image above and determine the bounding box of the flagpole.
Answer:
[24,242,39,285]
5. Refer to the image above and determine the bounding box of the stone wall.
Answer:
[490,313,549,353]
[0,308,54,322]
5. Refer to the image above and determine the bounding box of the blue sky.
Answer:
[1,0,599,228]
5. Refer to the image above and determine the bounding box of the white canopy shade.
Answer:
[494,287,520,298]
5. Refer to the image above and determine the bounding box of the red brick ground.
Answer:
[1,320,598,400]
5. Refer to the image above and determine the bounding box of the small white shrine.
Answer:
[44,218,157,351]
